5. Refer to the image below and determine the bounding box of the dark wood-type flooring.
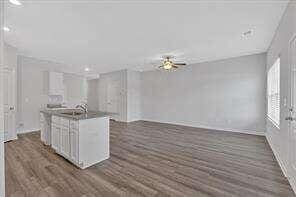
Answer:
[5,120,295,197]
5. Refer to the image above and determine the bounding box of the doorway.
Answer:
[107,81,119,121]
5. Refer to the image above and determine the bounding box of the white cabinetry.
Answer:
[51,116,79,164]
[48,71,64,95]
[70,121,79,163]
[60,124,70,158]
[51,116,71,157]
[49,115,109,169]
[78,117,109,169]
[51,123,61,152]
[51,116,61,152]
[40,113,51,145]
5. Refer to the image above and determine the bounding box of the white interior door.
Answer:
[288,36,296,185]
[107,82,119,120]
[3,67,17,142]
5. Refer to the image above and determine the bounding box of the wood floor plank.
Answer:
[5,120,296,197]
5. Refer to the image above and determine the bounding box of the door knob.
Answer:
[285,116,296,121]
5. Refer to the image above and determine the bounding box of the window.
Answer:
[267,58,280,127]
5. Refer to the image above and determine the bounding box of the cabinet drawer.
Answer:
[61,118,69,127]
[70,120,79,130]
[52,116,61,124]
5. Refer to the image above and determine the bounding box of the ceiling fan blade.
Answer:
[174,63,186,66]
[158,65,163,68]
[172,65,178,68]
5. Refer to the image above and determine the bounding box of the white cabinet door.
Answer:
[40,113,46,144]
[60,126,70,158]
[41,113,51,145]
[51,124,61,152]
[70,128,79,163]
[40,122,45,143]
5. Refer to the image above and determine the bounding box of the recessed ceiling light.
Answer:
[242,30,253,37]
[9,0,22,5]
[3,26,10,32]
[84,67,90,72]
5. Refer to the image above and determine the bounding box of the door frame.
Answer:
[288,35,296,191]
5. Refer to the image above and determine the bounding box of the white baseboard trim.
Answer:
[16,121,265,137]
[140,119,265,136]
[126,119,141,123]
[289,177,296,195]
[265,133,288,177]
[4,136,18,143]
[192,124,265,136]
[265,132,296,195]
[17,127,41,134]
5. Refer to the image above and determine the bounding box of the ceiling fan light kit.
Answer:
[158,56,187,71]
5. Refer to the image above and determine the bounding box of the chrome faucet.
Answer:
[76,103,88,113]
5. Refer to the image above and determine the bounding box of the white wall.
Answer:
[17,56,87,133]
[265,1,296,192]
[141,53,267,134]
[4,44,17,67]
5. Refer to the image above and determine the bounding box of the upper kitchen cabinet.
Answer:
[44,71,64,96]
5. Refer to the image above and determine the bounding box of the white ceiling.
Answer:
[4,0,288,75]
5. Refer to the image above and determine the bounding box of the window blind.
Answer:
[267,58,280,127]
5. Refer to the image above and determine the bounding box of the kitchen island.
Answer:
[40,109,110,169]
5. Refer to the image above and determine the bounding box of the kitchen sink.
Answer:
[61,112,84,116]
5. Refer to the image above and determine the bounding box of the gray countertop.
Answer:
[40,109,112,120]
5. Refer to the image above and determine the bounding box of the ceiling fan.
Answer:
[158,56,187,70]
